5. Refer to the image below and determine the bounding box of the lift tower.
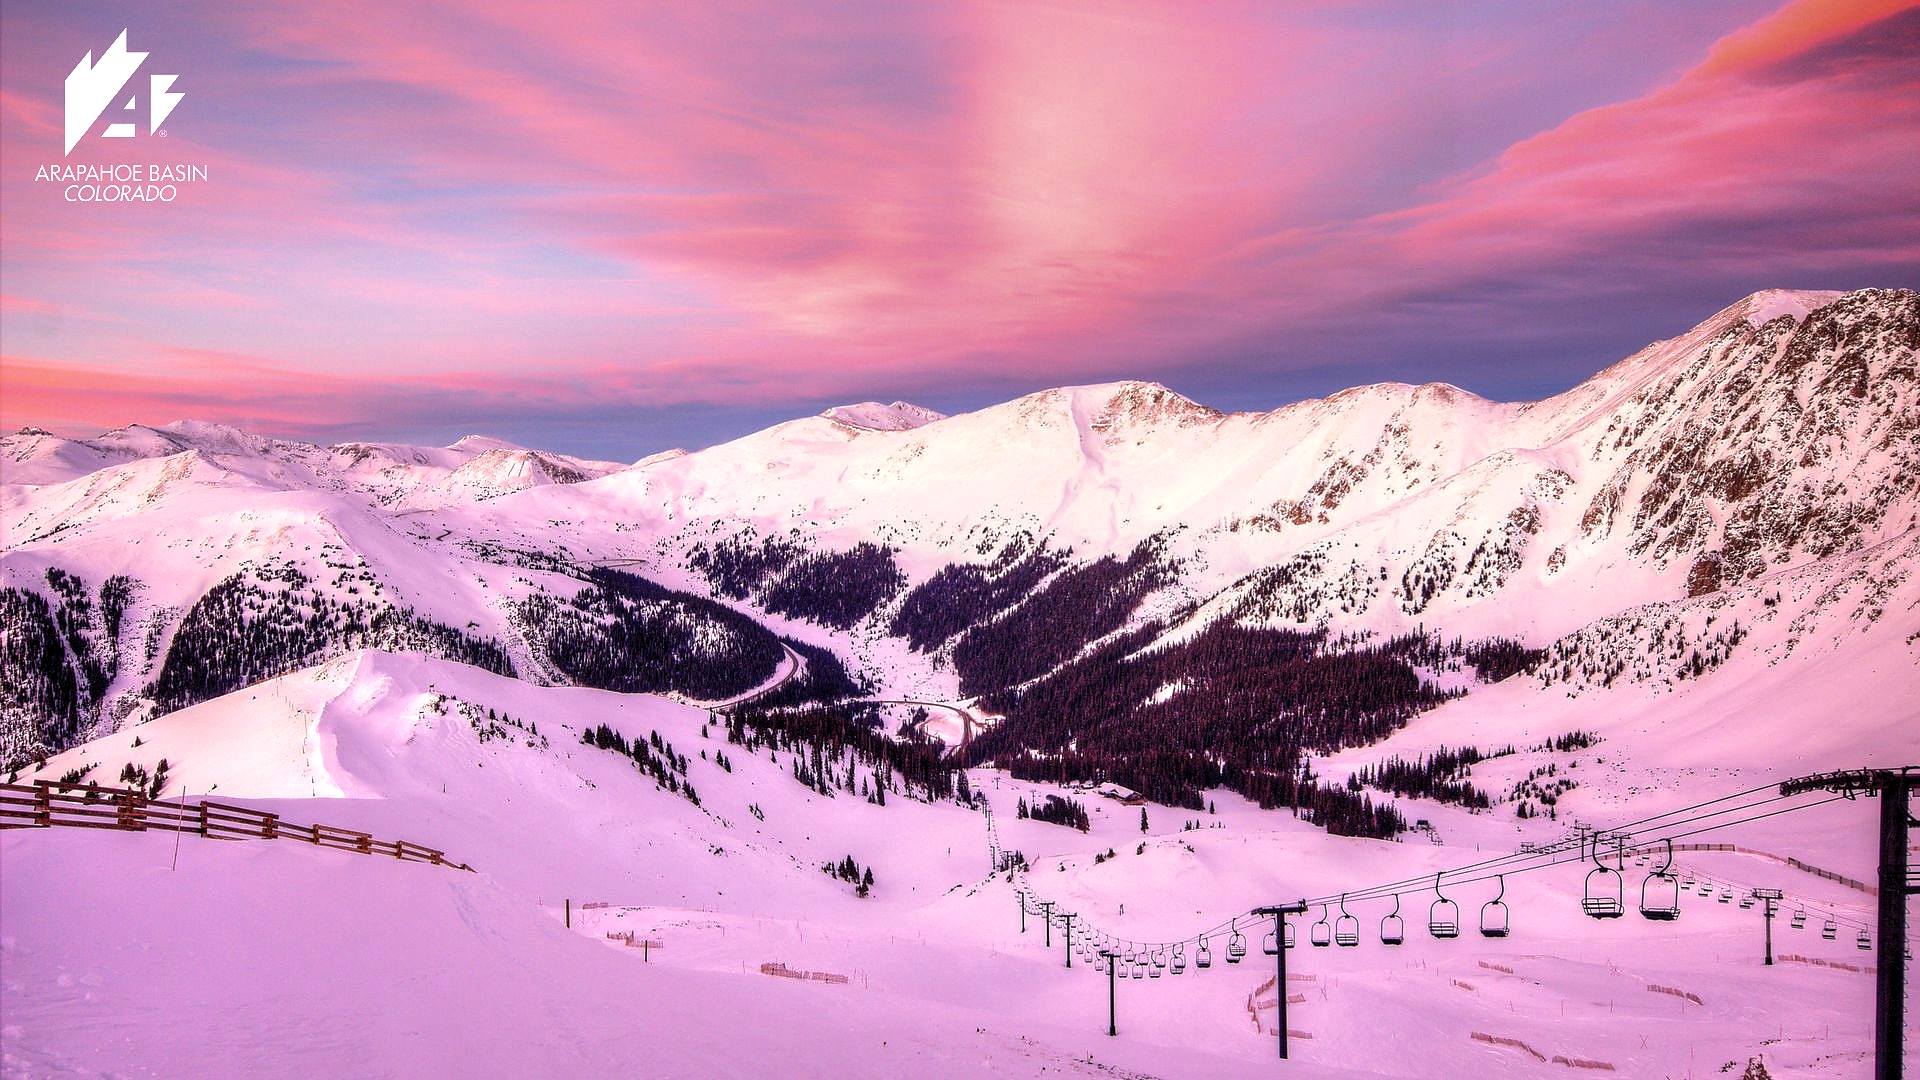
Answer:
[1252,902,1309,1060]
[1781,766,1915,1080]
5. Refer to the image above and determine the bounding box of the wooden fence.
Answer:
[0,780,469,871]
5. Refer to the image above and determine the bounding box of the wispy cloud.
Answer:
[2,0,1913,454]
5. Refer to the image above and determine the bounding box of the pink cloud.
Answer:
[0,0,1913,443]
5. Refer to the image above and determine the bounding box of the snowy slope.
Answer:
[4,650,1907,1077]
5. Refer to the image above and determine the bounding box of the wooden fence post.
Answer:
[34,783,51,826]
[198,801,209,836]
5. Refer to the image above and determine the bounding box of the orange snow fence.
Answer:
[1646,984,1703,1006]
[1551,1055,1616,1070]
[1451,979,1476,992]
[1471,1033,1546,1062]
[1777,954,1876,975]
[1477,961,1515,975]
[759,962,849,985]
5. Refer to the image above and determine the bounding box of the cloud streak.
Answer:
[1,0,1914,455]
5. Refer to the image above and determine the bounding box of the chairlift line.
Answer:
[1007,783,1872,961]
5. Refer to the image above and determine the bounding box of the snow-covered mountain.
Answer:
[3,288,1915,785]
[5,289,1916,1078]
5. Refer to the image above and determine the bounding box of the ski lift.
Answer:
[1581,835,1625,919]
[1285,919,1296,949]
[1790,909,1807,930]
[1856,929,1871,951]
[1262,925,1280,956]
[1430,873,1461,938]
[1638,838,1681,921]
[1226,920,1247,964]
[1335,894,1360,947]
[1697,881,1713,897]
[1171,944,1187,975]
[1738,894,1754,910]
[1130,952,1145,979]
[1381,894,1406,946]
[1310,903,1333,948]
[1480,875,1512,938]
[1821,919,1837,941]
[1717,889,1732,905]
[1195,935,1213,970]
[1149,949,1164,978]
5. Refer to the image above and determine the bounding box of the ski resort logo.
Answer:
[65,31,183,155]
[32,30,208,203]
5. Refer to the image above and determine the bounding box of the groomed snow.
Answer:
[4,650,1911,1078]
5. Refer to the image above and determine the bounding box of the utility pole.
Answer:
[1752,888,1782,966]
[1782,766,1915,1080]
[1100,950,1118,1036]
[1019,890,1027,933]
[1062,912,1076,968]
[1041,901,1054,947]
[1253,902,1308,1060]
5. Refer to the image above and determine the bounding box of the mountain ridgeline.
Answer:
[4,289,1915,839]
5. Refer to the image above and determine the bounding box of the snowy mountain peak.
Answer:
[819,401,947,432]
[448,434,529,453]
[1727,287,1849,328]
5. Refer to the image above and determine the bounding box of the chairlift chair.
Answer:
[1381,894,1406,946]
[1284,920,1296,949]
[1430,873,1461,938]
[1856,929,1871,951]
[1821,919,1837,940]
[1149,950,1164,978]
[1335,894,1361,947]
[1581,836,1626,919]
[1738,894,1754,910]
[1717,889,1732,905]
[1171,945,1187,975]
[1310,904,1333,948]
[1226,920,1247,964]
[1195,936,1213,970]
[1480,875,1512,938]
[1263,926,1280,956]
[1638,838,1681,921]
[1790,909,1807,930]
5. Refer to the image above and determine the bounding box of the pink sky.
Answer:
[1,0,1915,456]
